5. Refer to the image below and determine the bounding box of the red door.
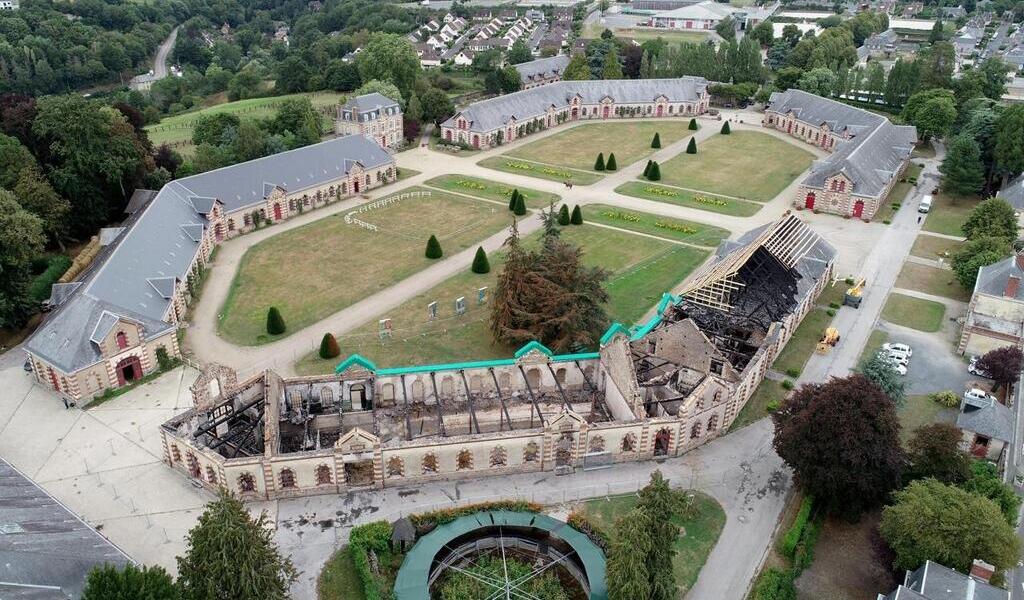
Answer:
[48,368,60,391]
[804,192,815,210]
[115,356,142,386]
[787,122,793,133]
[273,203,282,221]
[472,135,479,148]
[656,105,663,117]
[852,200,864,218]
[571,108,578,120]
[602,106,610,119]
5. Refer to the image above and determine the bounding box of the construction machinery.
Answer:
[844,278,866,308]
[816,327,841,354]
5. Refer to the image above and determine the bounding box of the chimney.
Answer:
[969,558,995,583]
[1004,275,1020,298]
[1017,252,1024,271]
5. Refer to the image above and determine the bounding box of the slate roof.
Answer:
[341,93,401,116]
[998,173,1024,211]
[25,135,394,373]
[957,394,1013,443]
[975,254,1024,301]
[443,77,709,133]
[514,54,570,83]
[880,561,1010,600]
[0,458,131,599]
[767,89,917,199]
[653,0,737,20]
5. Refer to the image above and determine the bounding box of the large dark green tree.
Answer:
[951,236,1010,289]
[177,490,297,600]
[961,461,1022,524]
[994,104,1024,184]
[961,197,1017,241]
[856,351,905,405]
[82,563,179,600]
[355,33,421,96]
[940,135,986,196]
[772,374,904,517]
[0,190,44,328]
[905,422,972,484]
[607,509,652,600]
[637,471,677,600]
[902,89,956,140]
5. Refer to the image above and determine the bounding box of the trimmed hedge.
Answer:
[410,501,543,533]
[266,306,286,335]
[792,517,822,575]
[348,521,393,600]
[751,567,797,600]
[780,495,814,558]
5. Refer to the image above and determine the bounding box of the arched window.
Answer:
[690,421,703,439]
[381,383,395,402]
[621,433,637,453]
[555,368,566,384]
[227,219,235,231]
[170,444,181,462]
[238,472,256,493]
[523,442,540,463]
[456,449,473,470]
[206,466,218,485]
[707,414,719,433]
[499,372,512,390]
[490,446,507,467]
[186,453,200,478]
[315,464,332,485]
[320,387,334,406]
[279,468,296,488]
[387,456,405,477]
[588,435,605,453]
[441,376,454,397]
[115,331,128,349]
[422,453,438,474]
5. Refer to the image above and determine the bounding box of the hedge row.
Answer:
[751,567,796,600]
[780,495,813,558]
[410,500,544,533]
[29,255,72,304]
[348,521,393,600]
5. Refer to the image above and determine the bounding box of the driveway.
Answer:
[875,321,973,396]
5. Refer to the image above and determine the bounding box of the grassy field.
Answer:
[506,121,694,171]
[219,188,509,345]
[859,329,890,365]
[655,131,815,202]
[729,379,789,432]
[881,293,946,332]
[583,22,710,43]
[145,91,345,150]
[615,181,762,217]
[921,192,981,237]
[909,234,964,260]
[578,490,725,596]
[295,225,708,373]
[898,394,956,443]
[424,174,561,209]
[772,308,833,375]
[583,204,730,247]
[478,156,603,185]
[318,547,366,600]
[894,263,970,301]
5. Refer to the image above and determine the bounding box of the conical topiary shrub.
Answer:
[471,246,490,274]
[508,189,520,211]
[648,161,661,181]
[266,306,286,335]
[319,333,340,359]
[558,204,571,225]
[594,152,605,171]
[570,205,583,225]
[688,118,698,130]
[513,194,527,216]
[651,132,661,148]
[606,153,617,171]
[721,121,731,134]
[643,159,653,178]
[425,235,443,259]
[686,137,697,154]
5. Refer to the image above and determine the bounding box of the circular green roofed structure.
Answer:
[394,510,608,600]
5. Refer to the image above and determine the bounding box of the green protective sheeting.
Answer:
[393,511,608,600]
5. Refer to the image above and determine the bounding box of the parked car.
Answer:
[878,350,908,367]
[882,343,913,357]
[888,349,911,365]
[893,362,908,376]
[964,388,994,403]
[968,356,991,378]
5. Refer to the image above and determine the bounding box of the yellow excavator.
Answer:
[844,278,866,308]
[816,327,841,354]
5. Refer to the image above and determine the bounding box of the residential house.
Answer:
[863,29,900,58]
[877,560,1007,600]
[1003,77,1024,103]
[453,50,475,66]
[959,252,1024,356]
[958,392,1013,461]
[336,93,404,149]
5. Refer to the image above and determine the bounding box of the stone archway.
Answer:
[115,355,142,386]
[654,428,671,456]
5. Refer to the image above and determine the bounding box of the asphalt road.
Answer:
[153,27,178,79]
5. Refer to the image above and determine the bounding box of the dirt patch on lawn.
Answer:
[795,512,896,600]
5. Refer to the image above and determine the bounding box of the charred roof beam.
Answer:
[488,368,515,432]
[458,370,481,434]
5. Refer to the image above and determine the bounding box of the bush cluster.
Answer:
[410,500,544,534]
[348,521,394,600]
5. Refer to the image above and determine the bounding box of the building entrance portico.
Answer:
[115,355,142,386]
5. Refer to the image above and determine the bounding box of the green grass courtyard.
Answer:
[424,174,561,209]
[881,293,946,332]
[614,181,763,217]
[582,204,729,247]
[654,131,816,202]
[218,187,510,345]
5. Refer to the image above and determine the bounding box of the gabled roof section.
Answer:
[47,282,81,308]
[147,277,176,299]
[188,196,218,215]
[180,224,205,242]
[514,340,554,358]
[89,310,123,344]
[263,182,283,198]
[99,227,125,246]
[335,353,378,374]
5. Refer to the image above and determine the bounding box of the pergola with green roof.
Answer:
[393,510,608,600]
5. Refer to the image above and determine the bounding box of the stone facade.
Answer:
[335,93,404,149]
[958,254,1024,357]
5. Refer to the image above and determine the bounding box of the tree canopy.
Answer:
[940,134,986,196]
[857,350,905,405]
[82,563,179,600]
[961,197,1017,241]
[905,422,971,484]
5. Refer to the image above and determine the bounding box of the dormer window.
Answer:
[116,331,128,349]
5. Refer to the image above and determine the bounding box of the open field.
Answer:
[614,181,762,217]
[219,188,509,345]
[583,22,710,44]
[894,263,970,301]
[295,225,708,373]
[655,131,815,202]
[881,293,946,332]
[145,91,344,150]
[583,204,730,247]
[578,490,725,597]
[505,121,695,171]
[899,394,956,443]
[729,379,788,432]
[478,156,603,185]
[424,174,561,209]
[771,308,833,375]
[909,234,964,261]
[921,192,981,237]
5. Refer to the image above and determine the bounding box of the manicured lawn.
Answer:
[858,329,890,365]
[318,547,366,600]
[424,174,561,209]
[579,490,725,597]
[909,234,964,261]
[898,394,955,444]
[816,280,849,309]
[615,181,762,217]
[894,262,970,301]
[729,379,789,432]
[877,163,922,222]
[655,131,815,202]
[219,188,509,345]
[583,22,710,43]
[506,121,694,171]
[478,156,603,185]
[295,225,708,373]
[583,204,730,247]
[771,308,833,375]
[921,192,981,237]
[881,293,945,332]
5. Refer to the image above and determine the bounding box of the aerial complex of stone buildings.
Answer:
[959,252,1024,357]
[336,92,404,149]
[514,54,570,89]
[161,214,836,500]
[440,77,710,149]
[24,107,398,402]
[764,89,918,221]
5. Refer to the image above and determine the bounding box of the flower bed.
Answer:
[601,210,642,223]
[504,160,576,180]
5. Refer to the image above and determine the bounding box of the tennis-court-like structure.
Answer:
[393,510,608,600]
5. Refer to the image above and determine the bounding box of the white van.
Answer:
[918,195,932,213]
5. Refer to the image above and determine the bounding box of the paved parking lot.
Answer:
[877,321,976,396]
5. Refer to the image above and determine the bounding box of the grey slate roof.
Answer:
[768,89,917,199]
[896,561,1008,600]
[443,77,709,133]
[25,135,394,373]
[957,395,1013,443]
[340,93,401,122]
[514,54,570,83]
[975,254,1024,301]
[997,172,1024,211]
[0,458,130,599]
